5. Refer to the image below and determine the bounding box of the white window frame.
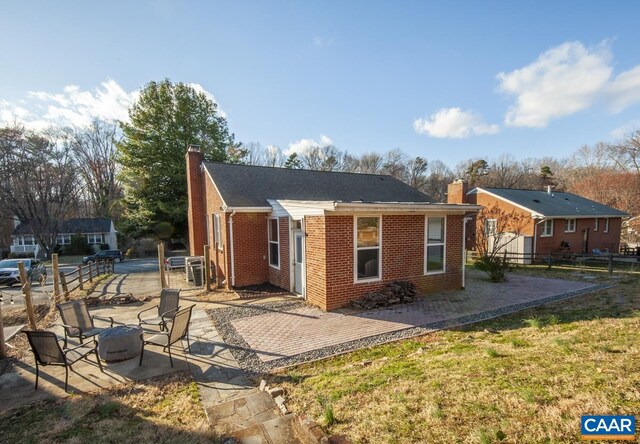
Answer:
[213,214,222,250]
[56,234,71,245]
[86,233,103,244]
[604,218,609,233]
[353,215,382,283]
[425,216,447,275]
[564,218,576,233]
[540,219,553,237]
[268,217,280,269]
[594,218,599,231]
[20,236,36,246]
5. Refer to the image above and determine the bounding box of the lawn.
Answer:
[0,372,218,444]
[276,268,640,443]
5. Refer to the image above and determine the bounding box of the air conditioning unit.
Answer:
[185,256,204,286]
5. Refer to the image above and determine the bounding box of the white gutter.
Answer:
[330,202,482,214]
[228,210,236,287]
[462,216,473,289]
[223,206,271,212]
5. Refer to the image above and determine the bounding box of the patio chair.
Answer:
[139,305,194,368]
[137,288,180,331]
[56,300,114,348]
[23,330,103,391]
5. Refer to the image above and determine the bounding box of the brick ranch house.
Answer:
[186,146,480,310]
[448,181,628,261]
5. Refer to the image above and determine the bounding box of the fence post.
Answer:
[204,245,211,291]
[547,251,552,269]
[77,265,84,290]
[0,300,6,358]
[608,253,614,275]
[59,271,69,302]
[158,243,166,289]
[52,253,60,301]
[18,261,37,330]
[88,263,94,283]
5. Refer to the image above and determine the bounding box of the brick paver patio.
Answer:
[230,270,602,363]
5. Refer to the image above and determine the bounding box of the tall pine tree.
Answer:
[118,79,233,238]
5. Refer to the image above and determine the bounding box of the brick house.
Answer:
[186,146,480,310]
[448,180,628,259]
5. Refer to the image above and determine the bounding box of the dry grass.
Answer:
[277,268,640,443]
[0,372,219,444]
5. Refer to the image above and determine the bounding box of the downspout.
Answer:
[462,216,473,289]
[533,217,546,258]
[229,211,236,287]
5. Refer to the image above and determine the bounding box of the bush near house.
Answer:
[63,234,93,255]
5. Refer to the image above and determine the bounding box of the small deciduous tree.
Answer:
[474,203,529,282]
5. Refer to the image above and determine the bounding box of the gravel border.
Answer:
[207,284,610,377]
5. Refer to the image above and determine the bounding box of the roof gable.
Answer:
[203,162,433,207]
[474,187,628,218]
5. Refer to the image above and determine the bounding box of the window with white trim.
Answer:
[541,220,553,237]
[87,233,103,244]
[213,214,222,249]
[355,216,381,281]
[425,217,445,274]
[485,219,497,237]
[268,218,279,268]
[604,218,609,233]
[20,236,36,245]
[594,218,599,231]
[56,234,71,245]
[564,218,576,233]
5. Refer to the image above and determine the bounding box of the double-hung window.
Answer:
[56,234,71,245]
[425,217,445,274]
[268,218,279,268]
[355,216,381,281]
[213,214,222,249]
[87,233,103,244]
[541,220,553,237]
[564,218,576,233]
[604,218,609,233]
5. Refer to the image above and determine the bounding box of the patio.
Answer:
[209,269,608,373]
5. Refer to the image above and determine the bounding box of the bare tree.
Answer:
[358,152,383,174]
[382,148,408,181]
[423,160,453,202]
[406,156,428,190]
[0,125,80,256]
[611,129,640,174]
[71,120,122,217]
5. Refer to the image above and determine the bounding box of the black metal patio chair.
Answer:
[137,288,180,331]
[139,305,194,368]
[56,300,114,348]
[23,330,103,391]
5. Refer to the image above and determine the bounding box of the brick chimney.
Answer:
[186,144,206,256]
[447,179,468,204]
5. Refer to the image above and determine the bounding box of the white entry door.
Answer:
[294,231,304,295]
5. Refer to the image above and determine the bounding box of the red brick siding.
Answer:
[186,150,206,256]
[305,216,327,309]
[268,217,290,290]
[203,174,229,286]
[320,214,463,311]
[231,213,270,287]
[536,217,623,254]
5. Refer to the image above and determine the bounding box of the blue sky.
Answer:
[1,1,640,167]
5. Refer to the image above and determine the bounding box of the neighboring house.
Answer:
[186,145,479,310]
[11,217,117,258]
[447,181,628,260]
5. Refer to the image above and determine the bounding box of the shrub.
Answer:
[99,243,110,251]
[474,254,511,282]
[8,252,35,259]
[63,234,93,255]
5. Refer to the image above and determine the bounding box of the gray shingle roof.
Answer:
[13,218,113,236]
[477,188,628,217]
[204,162,432,207]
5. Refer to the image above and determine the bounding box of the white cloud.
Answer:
[498,41,640,127]
[610,119,640,139]
[286,134,334,155]
[0,79,226,130]
[413,108,499,138]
